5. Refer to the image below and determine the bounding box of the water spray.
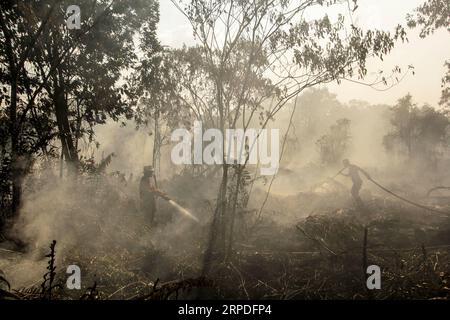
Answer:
[167,200,199,223]
[151,188,200,223]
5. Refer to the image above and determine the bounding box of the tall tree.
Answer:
[0,0,59,218]
[0,0,160,222]
[171,0,409,268]
[133,48,190,174]
[28,0,160,168]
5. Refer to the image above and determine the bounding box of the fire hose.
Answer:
[427,186,450,197]
[367,177,448,216]
[149,187,199,223]
[335,169,450,216]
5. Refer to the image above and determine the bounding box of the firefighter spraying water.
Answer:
[139,166,199,225]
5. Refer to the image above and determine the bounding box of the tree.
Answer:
[383,95,417,158]
[407,0,450,109]
[383,94,449,165]
[171,0,409,268]
[0,0,160,221]
[296,88,342,138]
[407,0,450,38]
[133,48,191,174]
[0,0,59,217]
[27,0,160,168]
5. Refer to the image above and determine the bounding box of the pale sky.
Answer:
[158,0,450,107]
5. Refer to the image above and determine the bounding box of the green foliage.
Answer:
[383,94,449,162]
[407,0,450,110]
[407,0,450,38]
[0,0,161,221]
[174,0,408,130]
[0,0,160,144]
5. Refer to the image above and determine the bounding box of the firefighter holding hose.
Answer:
[339,159,371,205]
[140,165,199,226]
[334,160,447,215]
[139,166,159,226]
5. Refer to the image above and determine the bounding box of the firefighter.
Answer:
[139,166,157,226]
[339,159,371,205]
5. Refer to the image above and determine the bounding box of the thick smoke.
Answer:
[2,88,449,290]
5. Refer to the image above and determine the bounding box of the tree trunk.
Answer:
[201,82,229,275]
[1,10,22,219]
[225,167,243,261]
[53,69,78,173]
[201,162,229,276]
[10,78,22,218]
[152,111,160,172]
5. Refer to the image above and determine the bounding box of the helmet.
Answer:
[143,166,154,175]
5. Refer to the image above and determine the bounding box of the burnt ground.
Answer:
[1,186,450,300]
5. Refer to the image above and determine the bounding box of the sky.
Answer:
[157,0,450,108]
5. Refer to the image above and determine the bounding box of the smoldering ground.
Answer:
[1,88,450,299]
[1,159,211,291]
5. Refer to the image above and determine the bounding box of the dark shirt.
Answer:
[344,164,363,184]
[139,175,156,205]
